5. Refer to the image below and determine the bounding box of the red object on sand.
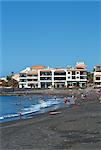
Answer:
[49,111,61,115]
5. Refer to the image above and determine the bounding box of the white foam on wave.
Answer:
[47,99,62,105]
[21,99,62,115]
[0,113,19,120]
[0,116,4,120]
[0,98,63,121]
[39,100,47,108]
[22,104,41,115]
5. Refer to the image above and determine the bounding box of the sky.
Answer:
[1,0,101,76]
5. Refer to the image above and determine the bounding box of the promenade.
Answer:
[0,87,94,96]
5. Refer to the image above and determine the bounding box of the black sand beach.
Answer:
[0,90,101,150]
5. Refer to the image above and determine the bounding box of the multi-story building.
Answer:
[19,62,87,89]
[93,65,101,88]
[19,67,39,88]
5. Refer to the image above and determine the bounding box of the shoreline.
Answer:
[1,95,101,150]
[0,106,68,127]
[1,89,101,150]
[0,94,99,127]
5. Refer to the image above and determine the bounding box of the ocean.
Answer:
[0,95,66,123]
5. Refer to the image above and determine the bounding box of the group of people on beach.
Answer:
[63,93,86,105]
[64,95,76,105]
[28,88,101,105]
[18,89,101,119]
[27,88,101,108]
[63,89,101,105]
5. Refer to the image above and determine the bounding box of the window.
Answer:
[77,72,79,74]
[95,82,100,85]
[96,77,100,80]
[27,79,33,81]
[80,71,84,75]
[20,74,26,77]
[20,79,26,82]
[68,72,71,74]
[33,74,38,77]
[40,77,51,80]
[34,79,38,81]
[72,71,76,75]
[40,72,52,76]
[27,74,32,77]
[73,83,76,86]
[68,76,70,79]
[54,72,66,75]
[95,66,101,72]
[80,76,86,79]
[54,77,66,80]
[72,76,76,79]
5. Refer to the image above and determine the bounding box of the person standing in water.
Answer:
[54,96,57,100]
[69,95,75,105]
[64,97,68,104]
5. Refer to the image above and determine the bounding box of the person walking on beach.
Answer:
[64,97,68,104]
[69,95,76,105]
[99,95,101,103]
[81,93,86,100]
[19,112,22,120]
[96,89,101,97]
[64,95,77,105]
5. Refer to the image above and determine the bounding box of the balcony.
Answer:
[54,75,66,77]
[20,77,27,79]
[27,81,38,84]
[40,72,52,76]
[54,80,66,82]
[19,81,27,84]
[40,80,52,82]
[40,75,52,77]
[26,76,38,79]
[40,77,52,80]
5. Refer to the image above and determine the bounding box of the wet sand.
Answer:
[0,91,101,150]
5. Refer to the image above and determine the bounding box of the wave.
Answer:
[0,113,19,120]
[0,98,63,121]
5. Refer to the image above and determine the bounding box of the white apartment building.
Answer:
[93,65,101,88]
[19,62,87,89]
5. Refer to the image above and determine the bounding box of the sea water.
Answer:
[0,95,66,123]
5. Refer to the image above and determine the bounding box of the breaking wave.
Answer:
[0,98,63,122]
